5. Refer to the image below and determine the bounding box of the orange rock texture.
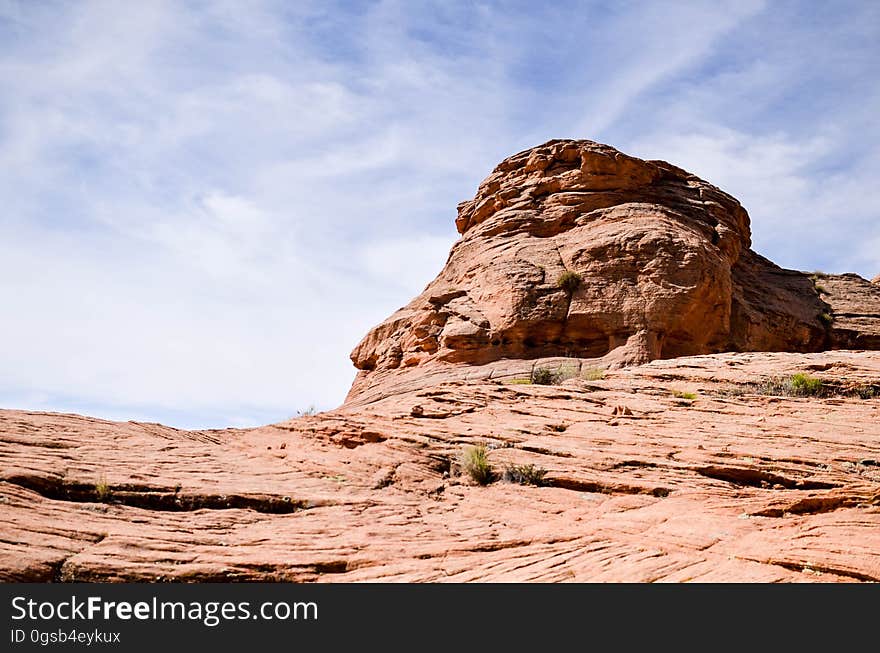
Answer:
[3,351,879,582]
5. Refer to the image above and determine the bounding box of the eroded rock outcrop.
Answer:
[349,139,880,401]
[3,139,880,584]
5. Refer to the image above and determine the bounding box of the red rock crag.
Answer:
[349,140,880,402]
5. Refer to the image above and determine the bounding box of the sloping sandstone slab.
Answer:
[2,351,879,582]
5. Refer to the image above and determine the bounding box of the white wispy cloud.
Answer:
[618,0,880,275]
[0,1,877,427]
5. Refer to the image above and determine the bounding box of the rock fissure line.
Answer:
[693,466,840,490]
[3,477,308,514]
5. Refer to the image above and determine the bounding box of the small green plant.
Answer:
[672,390,697,400]
[460,444,494,485]
[814,284,829,295]
[582,367,605,381]
[507,378,532,385]
[752,373,826,397]
[789,372,824,395]
[818,312,834,325]
[531,367,557,385]
[94,476,111,502]
[556,270,582,294]
[502,463,547,486]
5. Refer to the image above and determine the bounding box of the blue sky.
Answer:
[1,0,878,428]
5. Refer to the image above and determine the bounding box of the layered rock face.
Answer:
[350,140,880,401]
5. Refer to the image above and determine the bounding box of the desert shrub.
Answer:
[818,312,834,325]
[529,364,584,385]
[672,390,697,400]
[94,477,111,502]
[502,463,547,486]
[789,372,824,395]
[854,384,879,399]
[460,444,494,485]
[752,373,826,397]
[531,367,558,385]
[556,270,582,294]
[582,367,605,381]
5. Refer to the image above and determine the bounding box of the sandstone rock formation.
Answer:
[3,139,880,583]
[349,140,880,402]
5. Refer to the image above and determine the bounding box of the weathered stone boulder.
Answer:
[351,139,880,399]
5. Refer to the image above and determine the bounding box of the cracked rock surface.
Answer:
[3,351,879,582]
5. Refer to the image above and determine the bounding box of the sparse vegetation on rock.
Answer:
[531,367,557,385]
[789,372,825,395]
[94,477,111,502]
[460,444,494,485]
[582,367,605,381]
[529,364,582,385]
[750,373,826,397]
[556,270,582,294]
[852,384,879,399]
[502,463,547,486]
[727,373,880,400]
